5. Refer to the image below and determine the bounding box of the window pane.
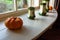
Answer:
[49,0,55,8]
[0,0,14,13]
[17,0,28,9]
[27,0,39,7]
[27,0,32,7]
[34,0,39,7]
[23,0,28,8]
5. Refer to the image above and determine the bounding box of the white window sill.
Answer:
[0,10,58,40]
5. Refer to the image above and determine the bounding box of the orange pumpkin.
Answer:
[5,17,23,30]
[49,6,53,10]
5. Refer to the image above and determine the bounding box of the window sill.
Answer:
[0,10,58,40]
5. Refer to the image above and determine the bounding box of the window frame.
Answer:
[0,0,40,20]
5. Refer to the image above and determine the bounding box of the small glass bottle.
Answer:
[39,2,46,16]
[28,7,35,19]
[28,0,35,19]
[42,0,50,12]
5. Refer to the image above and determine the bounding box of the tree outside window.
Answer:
[0,0,28,13]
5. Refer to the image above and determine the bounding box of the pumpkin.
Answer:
[49,6,53,10]
[5,17,23,30]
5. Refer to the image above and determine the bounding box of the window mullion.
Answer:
[14,0,18,11]
[39,0,42,7]
[31,0,34,7]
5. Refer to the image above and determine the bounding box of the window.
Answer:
[34,0,39,7]
[0,0,40,14]
[0,0,14,13]
[27,0,39,7]
[17,0,23,9]
[0,0,28,13]
[17,0,28,9]
[49,0,55,8]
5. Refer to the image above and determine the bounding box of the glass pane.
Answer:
[49,0,55,8]
[27,0,39,7]
[27,0,30,7]
[27,0,33,7]
[17,0,28,9]
[23,0,28,8]
[0,0,14,13]
[34,0,39,7]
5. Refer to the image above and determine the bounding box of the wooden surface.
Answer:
[0,10,57,40]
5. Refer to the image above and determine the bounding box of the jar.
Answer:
[39,2,46,16]
[28,7,35,19]
[42,0,50,12]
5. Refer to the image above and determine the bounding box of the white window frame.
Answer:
[0,0,40,20]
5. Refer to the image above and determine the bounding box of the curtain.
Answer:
[54,0,59,10]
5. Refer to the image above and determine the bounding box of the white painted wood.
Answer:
[14,0,17,11]
[0,10,58,40]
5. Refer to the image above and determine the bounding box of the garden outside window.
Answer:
[0,0,28,13]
